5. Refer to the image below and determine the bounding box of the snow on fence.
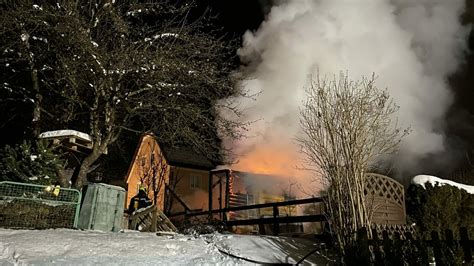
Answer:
[0,181,81,229]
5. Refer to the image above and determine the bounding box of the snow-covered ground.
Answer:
[0,229,333,265]
[412,175,474,194]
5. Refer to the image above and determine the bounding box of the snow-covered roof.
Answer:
[412,175,474,195]
[38,130,92,143]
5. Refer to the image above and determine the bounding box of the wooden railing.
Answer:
[129,205,177,232]
[129,205,155,231]
[169,197,325,236]
[165,184,191,214]
[164,185,203,221]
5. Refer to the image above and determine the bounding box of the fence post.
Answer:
[391,231,405,266]
[431,231,443,264]
[73,190,82,228]
[208,171,213,224]
[259,216,266,235]
[357,227,371,265]
[460,227,472,263]
[130,216,137,230]
[219,177,223,221]
[405,232,418,265]
[382,230,394,263]
[273,205,279,236]
[371,228,383,264]
[151,208,157,232]
[184,209,188,225]
[420,235,430,265]
[445,229,454,250]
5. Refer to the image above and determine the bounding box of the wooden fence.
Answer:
[129,205,177,232]
[169,197,326,236]
[355,227,473,265]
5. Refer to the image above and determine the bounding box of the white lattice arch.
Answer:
[364,173,406,225]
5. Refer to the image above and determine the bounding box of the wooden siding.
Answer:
[169,166,211,212]
[124,134,170,211]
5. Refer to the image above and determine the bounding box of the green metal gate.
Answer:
[0,181,81,229]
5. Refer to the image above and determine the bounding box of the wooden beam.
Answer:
[208,170,212,223]
[224,170,230,223]
[187,197,324,217]
[165,184,191,212]
[225,214,326,226]
[219,176,223,221]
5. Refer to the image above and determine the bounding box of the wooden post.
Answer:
[130,217,137,230]
[219,176,223,221]
[405,232,418,265]
[224,170,230,223]
[164,185,169,216]
[208,171,213,223]
[419,235,430,265]
[431,231,443,264]
[393,232,404,265]
[320,203,326,235]
[356,227,371,265]
[151,208,157,232]
[382,230,393,263]
[184,209,188,225]
[460,227,472,263]
[273,205,279,236]
[445,229,454,251]
[259,215,266,235]
[371,228,383,264]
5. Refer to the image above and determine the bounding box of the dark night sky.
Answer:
[203,0,267,35]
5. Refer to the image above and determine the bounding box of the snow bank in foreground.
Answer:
[0,229,330,265]
[0,229,234,265]
[412,175,474,195]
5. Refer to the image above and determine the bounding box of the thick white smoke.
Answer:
[231,0,469,178]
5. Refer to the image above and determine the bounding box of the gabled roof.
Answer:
[124,132,216,182]
[161,145,216,171]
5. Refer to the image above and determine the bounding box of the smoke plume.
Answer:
[230,0,470,181]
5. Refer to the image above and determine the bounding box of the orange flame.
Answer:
[234,142,305,178]
[231,137,323,197]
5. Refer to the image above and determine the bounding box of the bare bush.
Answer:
[297,72,408,255]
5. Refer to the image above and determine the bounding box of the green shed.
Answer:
[78,183,126,232]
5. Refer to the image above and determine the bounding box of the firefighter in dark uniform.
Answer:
[128,185,152,214]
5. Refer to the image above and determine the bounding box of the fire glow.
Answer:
[227,133,322,196]
[234,142,304,178]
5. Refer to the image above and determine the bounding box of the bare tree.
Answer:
[1,1,244,189]
[137,146,168,211]
[297,72,408,256]
[136,141,169,231]
[163,167,185,215]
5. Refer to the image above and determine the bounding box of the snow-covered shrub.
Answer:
[406,182,473,264]
[0,139,65,185]
[407,182,473,236]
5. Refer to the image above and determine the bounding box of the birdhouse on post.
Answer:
[38,129,100,154]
